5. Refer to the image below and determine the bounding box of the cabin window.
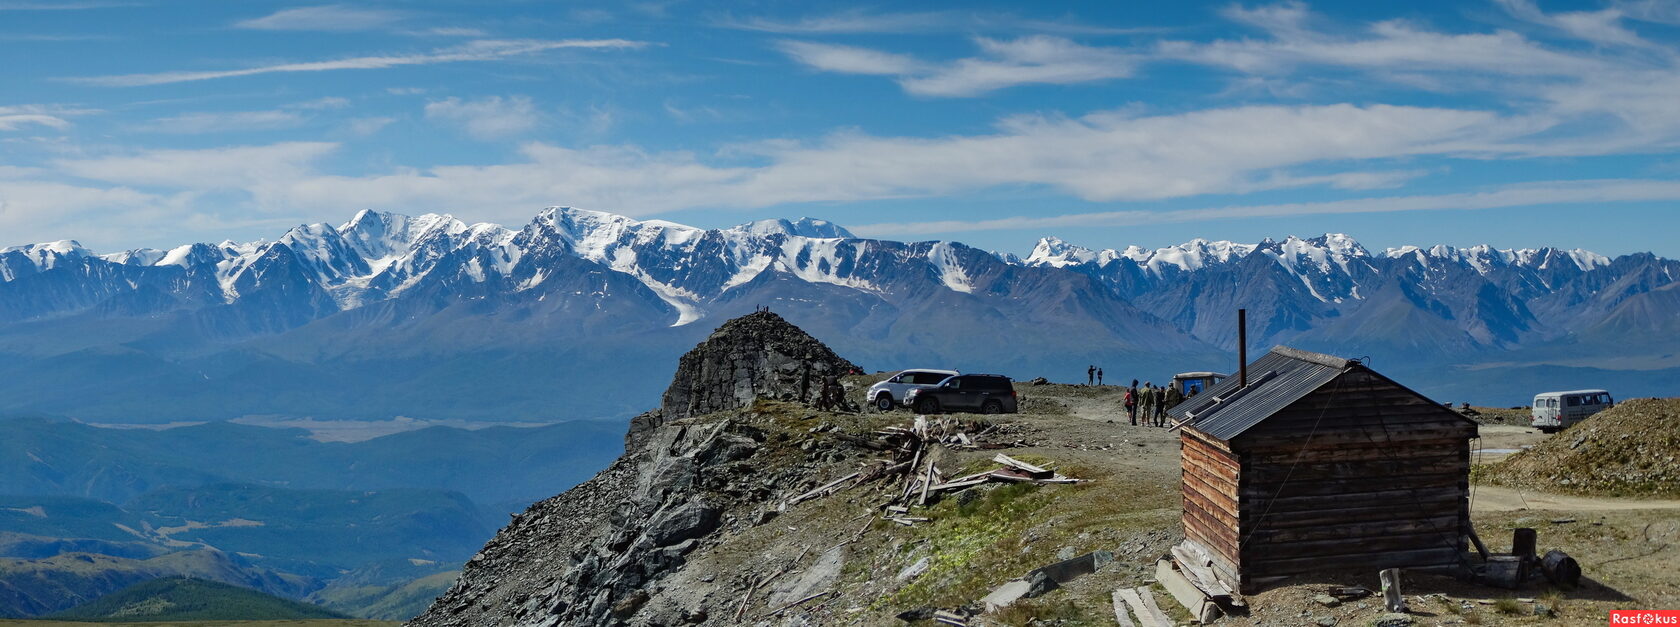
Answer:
[1566,396,1582,407]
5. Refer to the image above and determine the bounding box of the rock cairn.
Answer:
[658,311,860,421]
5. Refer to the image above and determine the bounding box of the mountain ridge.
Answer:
[3,208,1676,418]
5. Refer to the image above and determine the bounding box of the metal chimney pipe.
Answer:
[1238,308,1248,388]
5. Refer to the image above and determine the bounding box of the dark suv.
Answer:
[904,374,1018,414]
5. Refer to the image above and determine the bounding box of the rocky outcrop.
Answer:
[658,311,860,422]
[409,312,865,627]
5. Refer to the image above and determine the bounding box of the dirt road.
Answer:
[1472,485,1680,512]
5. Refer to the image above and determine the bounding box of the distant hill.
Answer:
[0,418,625,508]
[45,576,344,621]
[0,549,312,618]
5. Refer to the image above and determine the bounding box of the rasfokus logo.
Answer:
[1612,610,1680,625]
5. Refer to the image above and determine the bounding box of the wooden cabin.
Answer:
[1167,346,1479,594]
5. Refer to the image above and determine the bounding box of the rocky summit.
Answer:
[660,311,861,421]
[410,311,879,627]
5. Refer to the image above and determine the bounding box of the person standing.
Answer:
[1140,382,1156,427]
[1154,384,1170,427]
[1087,365,1095,386]
[1164,384,1185,425]
[1124,379,1138,425]
[1096,367,1104,386]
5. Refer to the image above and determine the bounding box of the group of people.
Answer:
[1085,365,1105,386]
[1122,379,1183,427]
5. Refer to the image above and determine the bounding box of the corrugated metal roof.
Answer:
[1168,346,1354,441]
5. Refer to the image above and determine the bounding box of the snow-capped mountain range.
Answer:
[1,207,1676,420]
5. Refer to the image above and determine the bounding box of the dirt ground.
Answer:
[792,379,1680,625]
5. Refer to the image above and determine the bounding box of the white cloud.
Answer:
[228,102,1518,221]
[847,179,1680,237]
[53,142,338,189]
[0,1,133,9]
[780,36,1134,97]
[344,117,395,137]
[67,38,651,87]
[292,96,351,110]
[138,110,307,134]
[901,36,1135,97]
[425,96,539,140]
[235,5,406,32]
[776,41,924,75]
[413,27,488,37]
[0,104,97,131]
[718,9,1157,36]
[723,10,957,34]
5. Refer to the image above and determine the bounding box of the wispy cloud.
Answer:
[66,38,651,87]
[425,96,539,140]
[847,179,1680,237]
[115,102,1525,222]
[0,104,98,131]
[718,9,1157,36]
[776,41,924,75]
[54,142,338,189]
[235,5,406,32]
[137,110,307,134]
[781,36,1135,97]
[133,98,350,134]
[0,1,135,10]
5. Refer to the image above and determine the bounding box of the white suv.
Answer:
[868,369,959,411]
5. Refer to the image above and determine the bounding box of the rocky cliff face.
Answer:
[658,311,860,422]
[410,312,871,627]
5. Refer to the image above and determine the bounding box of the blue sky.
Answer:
[4,0,1680,258]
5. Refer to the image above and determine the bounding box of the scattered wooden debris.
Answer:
[931,609,969,626]
[1117,587,1170,627]
[1155,558,1221,623]
[785,471,862,506]
[761,590,831,618]
[734,546,808,622]
[1111,589,1137,627]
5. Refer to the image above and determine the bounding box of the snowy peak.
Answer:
[1025,236,1100,268]
[732,217,854,240]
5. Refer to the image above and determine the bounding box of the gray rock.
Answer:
[1315,616,1337,627]
[647,502,721,547]
[896,556,931,581]
[1314,594,1342,607]
[1372,613,1415,627]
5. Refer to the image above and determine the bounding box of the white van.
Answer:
[868,369,959,411]
[1531,389,1613,433]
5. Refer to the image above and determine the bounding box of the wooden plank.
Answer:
[1241,473,1464,499]
[992,453,1052,478]
[1243,514,1463,543]
[1180,470,1239,512]
[1156,558,1219,623]
[1182,510,1239,558]
[1248,500,1465,528]
[1245,546,1463,576]
[787,472,862,505]
[1181,448,1241,484]
[1238,426,1474,450]
[1184,538,1240,594]
[1138,586,1170,627]
[1241,439,1467,462]
[1111,589,1137,627]
[1242,530,1464,561]
[1117,588,1163,627]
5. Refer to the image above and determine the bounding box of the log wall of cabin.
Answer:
[1230,369,1477,592]
[1180,429,1241,588]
